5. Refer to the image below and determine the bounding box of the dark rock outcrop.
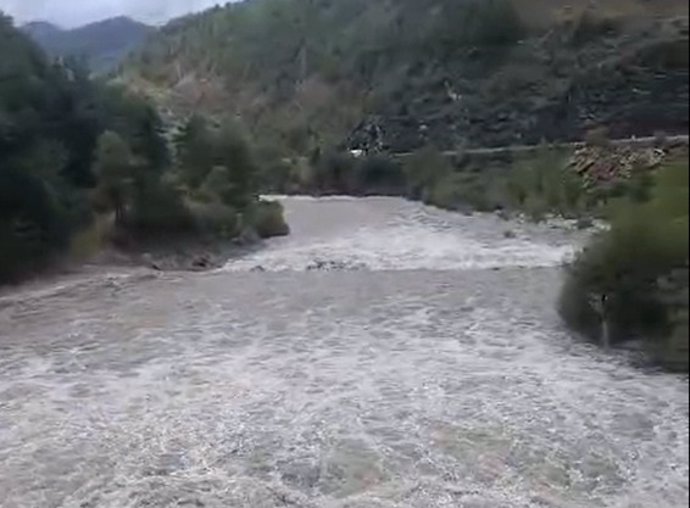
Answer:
[345,19,689,154]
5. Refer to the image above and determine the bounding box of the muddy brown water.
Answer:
[0,197,687,508]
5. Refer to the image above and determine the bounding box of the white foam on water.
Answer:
[226,223,577,272]
[1,196,686,508]
[226,196,582,272]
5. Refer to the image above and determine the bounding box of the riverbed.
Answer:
[0,197,687,507]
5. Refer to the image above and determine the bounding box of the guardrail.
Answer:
[391,134,689,159]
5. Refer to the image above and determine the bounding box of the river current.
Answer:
[0,197,687,508]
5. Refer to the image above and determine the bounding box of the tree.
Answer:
[1,13,288,283]
[93,131,136,225]
[174,114,215,188]
[0,15,96,280]
[125,98,170,174]
[0,166,68,281]
[99,85,170,179]
[559,162,689,370]
[214,121,259,208]
[199,166,237,205]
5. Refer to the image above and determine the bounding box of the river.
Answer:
[0,197,687,508]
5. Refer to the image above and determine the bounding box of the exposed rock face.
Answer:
[346,20,689,153]
[122,1,687,161]
[344,118,386,153]
[568,145,667,185]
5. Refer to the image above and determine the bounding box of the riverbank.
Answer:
[266,139,689,371]
[558,160,689,372]
[1,196,291,289]
[0,239,251,299]
[266,136,688,222]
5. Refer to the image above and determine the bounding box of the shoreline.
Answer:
[1,194,598,293]
[0,235,262,295]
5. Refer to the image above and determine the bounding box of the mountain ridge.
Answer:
[21,16,153,73]
[120,0,689,155]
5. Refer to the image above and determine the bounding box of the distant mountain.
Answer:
[22,16,153,73]
[21,21,62,40]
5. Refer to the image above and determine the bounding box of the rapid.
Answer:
[0,197,687,508]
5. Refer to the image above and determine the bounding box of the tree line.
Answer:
[0,14,286,283]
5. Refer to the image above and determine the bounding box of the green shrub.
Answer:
[559,162,689,370]
[523,194,550,222]
[187,201,241,239]
[250,201,290,238]
[199,166,239,205]
[401,147,509,212]
[0,168,71,282]
[604,167,655,207]
[214,120,259,209]
[399,145,589,218]
[402,146,453,200]
[69,215,113,261]
[425,174,464,210]
[503,147,584,218]
[653,269,689,372]
[558,274,604,339]
[259,158,294,194]
[129,180,195,234]
[355,155,405,194]
[424,171,502,212]
[250,200,290,239]
[585,126,611,148]
[0,217,47,283]
[173,115,215,189]
[314,151,357,192]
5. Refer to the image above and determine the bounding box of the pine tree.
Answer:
[93,131,136,225]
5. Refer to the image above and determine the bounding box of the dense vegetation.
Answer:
[274,138,675,225]
[0,14,287,283]
[559,161,689,371]
[123,0,688,157]
[120,0,687,235]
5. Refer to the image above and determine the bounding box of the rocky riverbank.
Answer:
[270,136,688,225]
[90,234,260,273]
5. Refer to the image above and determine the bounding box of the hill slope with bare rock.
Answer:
[120,0,688,154]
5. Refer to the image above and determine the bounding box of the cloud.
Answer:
[0,0,225,28]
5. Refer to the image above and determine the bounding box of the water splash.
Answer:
[225,197,583,272]
[0,197,687,508]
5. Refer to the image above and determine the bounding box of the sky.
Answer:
[0,0,227,28]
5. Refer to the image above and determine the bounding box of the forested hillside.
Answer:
[22,17,152,73]
[0,13,287,283]
[122,0,688,154]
